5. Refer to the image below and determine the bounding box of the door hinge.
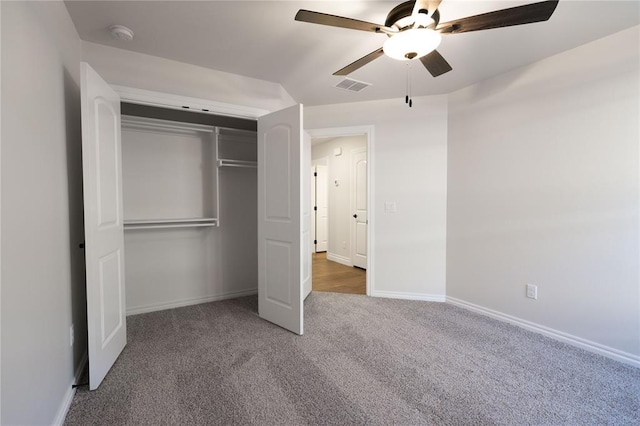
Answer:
[314,172,317,177]
[314,240,317,245]
[313,206,317,211]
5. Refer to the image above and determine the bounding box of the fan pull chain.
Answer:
[409,62,413,107]
[405,62,413,108]
[405,62,410,105]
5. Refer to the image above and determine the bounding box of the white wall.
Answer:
[306,97,448,300]
[447,26,640,361]
[312,136,366,263]
[81,41,296,114]
[1,2,86,424]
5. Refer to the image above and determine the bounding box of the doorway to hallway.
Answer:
[310,133,368,296]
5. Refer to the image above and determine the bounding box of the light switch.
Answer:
[384,202,397,213]
[334,147,342,156]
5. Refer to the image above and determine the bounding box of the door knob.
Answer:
[353,214,357,219]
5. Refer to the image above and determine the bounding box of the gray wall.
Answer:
[1,2,86,424]
[446,26,640,359]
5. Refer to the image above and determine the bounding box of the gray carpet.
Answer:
[65,293,640,425]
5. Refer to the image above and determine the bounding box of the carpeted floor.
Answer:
[65,293,640,425]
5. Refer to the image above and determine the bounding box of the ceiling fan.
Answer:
[295,0,559,78]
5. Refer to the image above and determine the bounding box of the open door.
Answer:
[258,104,306,334]
[351,148,367,269]
[314,164,329,253]
[80,62,127,390]
[303,132,312,300]
[311,166,317,254]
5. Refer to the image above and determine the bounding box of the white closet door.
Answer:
[80,62,127,390]
[257,104,304,335]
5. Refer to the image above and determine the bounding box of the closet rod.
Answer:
[124,222,218,231]
[124,218,218,225]
[217,159,257,168]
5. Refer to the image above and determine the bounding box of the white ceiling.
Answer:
[65,1,640,106]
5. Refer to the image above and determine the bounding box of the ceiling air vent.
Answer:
[335,78,371,92]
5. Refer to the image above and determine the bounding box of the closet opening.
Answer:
[119,102,259,316]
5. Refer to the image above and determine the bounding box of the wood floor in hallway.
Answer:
[312,252,366,295]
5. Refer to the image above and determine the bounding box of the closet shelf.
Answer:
[217,159,257,169]
[124,218,218,230]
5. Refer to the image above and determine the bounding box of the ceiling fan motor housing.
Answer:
[385,1,441,29]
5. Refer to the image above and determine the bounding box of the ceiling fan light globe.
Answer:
[383,28,441,61]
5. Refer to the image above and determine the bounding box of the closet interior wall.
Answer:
[120,103,258,315]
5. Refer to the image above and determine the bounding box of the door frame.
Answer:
[307,126,374,296]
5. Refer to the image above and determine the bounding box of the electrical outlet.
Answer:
[70,325,75,346]
[526,284,538,300]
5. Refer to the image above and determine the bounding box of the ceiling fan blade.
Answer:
[295,10,388,33]
[436,0,559,34]
[419,50,452,77]
[334,48,385,76]
[412,0,443,17]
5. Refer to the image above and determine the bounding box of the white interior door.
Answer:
[311,167,316,254]
[258,104,305,335]
[351,148,367,269]
[80,62,127,390]
[303,132,312,300]
[315,164,329,253]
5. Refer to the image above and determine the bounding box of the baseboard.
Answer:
[326,253,352,267]
[371,290,446,302]
[126,288,258,316]
[53,351,87,426]
[447,296,640,369]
